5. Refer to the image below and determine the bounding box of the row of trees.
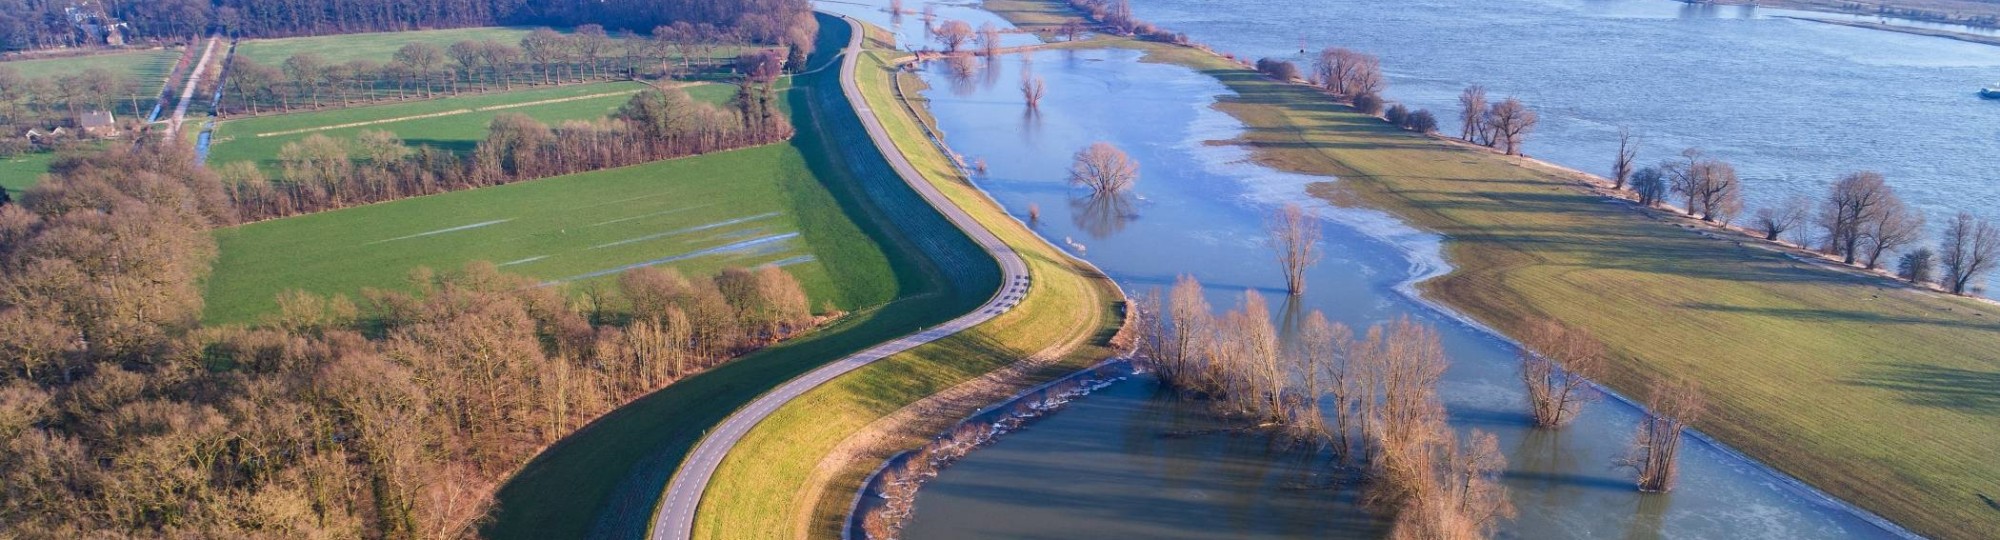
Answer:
[0,0,814,53]
[225,84,788,221]
[0,143,823,537]
[1607,138,2000,295]
[1131,278,1514,539]
[221,27,767,115]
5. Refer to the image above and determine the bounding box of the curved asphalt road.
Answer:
[648,13,1030,540]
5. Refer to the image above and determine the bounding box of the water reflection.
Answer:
[1069,191,1139,239]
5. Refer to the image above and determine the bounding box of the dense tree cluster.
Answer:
[0,0,816,54]
[0,144,819,537]
[223,85,789,221]
[1131,277,1513,539]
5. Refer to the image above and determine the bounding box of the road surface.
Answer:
[647,12,1030,540]
[167,35,220,135]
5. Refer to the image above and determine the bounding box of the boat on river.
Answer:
[1983,83,2000,99]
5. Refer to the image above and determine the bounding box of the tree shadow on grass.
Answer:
[1845,362,2000,416]
[1681,303,2000,332]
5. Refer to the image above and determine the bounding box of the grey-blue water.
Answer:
[810,0,1961,537]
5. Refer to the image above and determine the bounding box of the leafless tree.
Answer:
[1519,319,1604,428]
[1938,212,2000,295]
[1621,379,1704,492]
[1752,193,1813,242]
[1689,160,1743,224]
[1484,98,1536,156]
[1457,85,1488,143]
[1021,74,1046,109]
[1314,47,1384,100]
[1068,142,1139,196]
[1861,197,1924,270]
[1269,203,1323,296]
[935,20,975,53]
[1631,167,1666,207]
[977,22,1001,57]
[1817,171,1894,265]
[1612,127,1638,190]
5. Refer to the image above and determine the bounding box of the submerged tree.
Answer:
[1068,142,1139,196]
[1021,74,1046,109]
[935,20,975,52]
[1268,203,1323,296]
[1621,379,1705,492]
[1518,319,1604,428]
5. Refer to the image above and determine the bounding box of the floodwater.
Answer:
[879,34,1912,540]
[1126,0,2000,266]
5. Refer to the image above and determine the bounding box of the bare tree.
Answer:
[1631,167,1666,207]
[1752,193,1813,242]
[1861,197,1924,270]
[977,22,1001,57]
[1898,248,1936,285]
[1269,203,1322,296]
[1817,171,1894,265]
[1020,74,1045,109]
[1484,98,1537,156]
[1689,160,1743,224]
[1611,127,1638,190]
[1457,85,1487,143]
[1939,211,2000,295]
[1622,379,1704,492]
[1314,47,1384,100]
[1068,142,1138,196]
[935,20,975,52]
[1519,319,1603,428]
[1058,20,1085,42]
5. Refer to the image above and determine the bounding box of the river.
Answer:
[814,0,1948,538]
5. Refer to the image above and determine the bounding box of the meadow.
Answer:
[203,81,734,171]
[0,46,180,81]
[693,21,1126,540]
[203,141,887,324]
[0,151,54,193]
[232,27,541,65]
[1028,27,2000,540]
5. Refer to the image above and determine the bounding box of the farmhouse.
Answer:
[76,111,117,137]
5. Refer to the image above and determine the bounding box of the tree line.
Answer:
[1130,277,1514,540]
[220,25,767,115]
[0,0,815,54]
[222,83,790,221]
[0,143,825,537]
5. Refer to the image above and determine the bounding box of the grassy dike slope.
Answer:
[690,20,1126,539]
[482,17,992,539]
[985,2,2000,535]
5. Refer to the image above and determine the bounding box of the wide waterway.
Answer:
[816,0,1935,538]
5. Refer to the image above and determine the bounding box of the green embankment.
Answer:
[482,16,998,539]
[691,20,1126,540]
[984,3,2000,536]
[203,143,881,325]
[204,81,734,171]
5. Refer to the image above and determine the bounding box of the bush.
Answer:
[1352,93,1385,116]
[1405,110,1439,133]
[1899,248,1936,284]
[1255,58,1301,81]
[1384,104,1410,126]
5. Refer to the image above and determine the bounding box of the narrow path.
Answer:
[647,13,1029,540]
[167,35,220,135]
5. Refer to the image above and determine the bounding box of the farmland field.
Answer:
[232,27,541,65]
[204,142,893,324]
[204,81,735,171]
[0,47,180,81]
[0,152,55,192]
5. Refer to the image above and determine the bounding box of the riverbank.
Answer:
[686,18,1129,540]
[1779,15,2000,47]
[987,2,2000,538]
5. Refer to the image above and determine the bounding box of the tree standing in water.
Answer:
[1068,142,1138,196]
[1622,379,1705,492]
[1519,319,1604,428]
[1269,203,1322,296]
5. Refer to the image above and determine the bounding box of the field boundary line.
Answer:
[250,89,645,138]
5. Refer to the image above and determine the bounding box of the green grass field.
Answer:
[203,142,890,324]
[1005,22,2000,540]
[0,152,55,193]
[692,20,1126,539]
[204,81,735,171]
[482,17,1005,539]
[0,47,181,81]
[232,27,541,66]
